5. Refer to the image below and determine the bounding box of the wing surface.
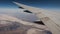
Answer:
[13,2,60,34]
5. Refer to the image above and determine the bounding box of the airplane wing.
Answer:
[13,2,60,34]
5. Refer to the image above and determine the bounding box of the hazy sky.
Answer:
[0,0,60,11]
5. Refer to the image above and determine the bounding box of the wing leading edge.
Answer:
[13,2,60,34]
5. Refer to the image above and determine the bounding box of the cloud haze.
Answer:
[0,8,39,22]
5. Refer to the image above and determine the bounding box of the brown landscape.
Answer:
[0,14,52,34]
